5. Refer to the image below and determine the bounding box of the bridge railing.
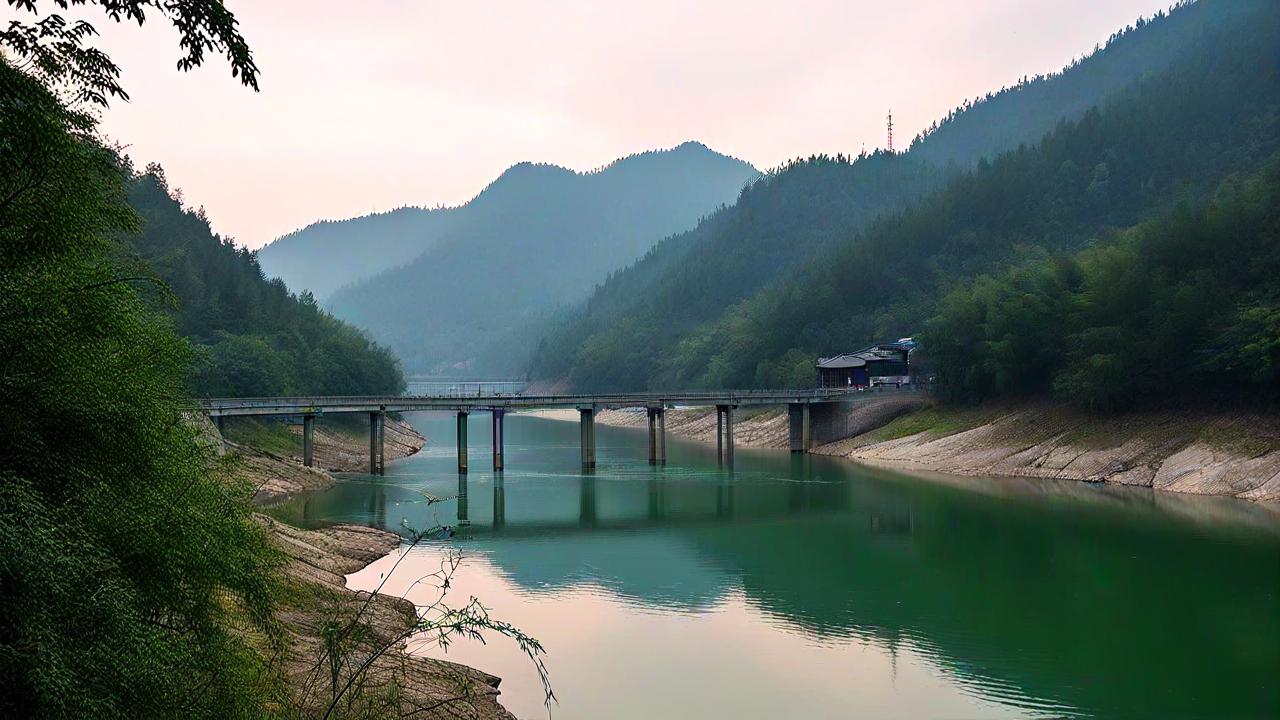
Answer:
[187,385,926,412]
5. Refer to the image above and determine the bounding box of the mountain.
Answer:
[531,0,1279,392]
[319,142,760,373]
[258,207,461,303]
[120,168,404,396]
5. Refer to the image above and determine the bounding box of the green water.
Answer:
[267,412,1280,719]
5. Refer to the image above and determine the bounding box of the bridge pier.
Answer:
[368,411,385,475]
[579,407,596,471]
[492,409,505,471]
[456,473,469,526]
[646,407,667,465]
[716,404,735,468]
[788,403,811,453]
[302,413,316,467]
[456,410,469,474]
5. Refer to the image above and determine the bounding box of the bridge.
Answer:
[194,387,923,474]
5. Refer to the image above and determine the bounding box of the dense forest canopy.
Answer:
[532,0,1280,402]
[118,170,404,397]
[926,160,1280,410]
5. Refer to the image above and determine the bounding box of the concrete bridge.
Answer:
[194,387,924,474]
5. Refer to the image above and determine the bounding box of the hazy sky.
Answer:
[57,0,1170,248]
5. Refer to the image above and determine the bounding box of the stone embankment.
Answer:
[816,406,1280,503]
[591,400,1280,503]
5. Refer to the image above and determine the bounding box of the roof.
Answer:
[816,342,912,370]
[815,354,867,369]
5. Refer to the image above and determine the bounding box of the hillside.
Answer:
[259,206,463,303]
[324,141,760,374]
[533,0,1280,392]
[120,169,404,396]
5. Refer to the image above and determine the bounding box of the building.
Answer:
[816,338,916,388]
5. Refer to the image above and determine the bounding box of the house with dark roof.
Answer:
[816,338,916,388]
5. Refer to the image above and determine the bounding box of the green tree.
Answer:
[1,58,281,718]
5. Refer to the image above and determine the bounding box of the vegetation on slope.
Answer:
[927,160,1280,410]
[536,0,1279,395]
[532,0,1276,394]
[0,36,282,720]
[117,172,404,398]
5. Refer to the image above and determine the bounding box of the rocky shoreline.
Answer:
[199,414,518,719]
[220,415,425,504]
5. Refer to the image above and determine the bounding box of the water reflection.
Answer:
[269,413,1280,720]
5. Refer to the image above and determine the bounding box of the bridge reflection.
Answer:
[278,462,1280,720]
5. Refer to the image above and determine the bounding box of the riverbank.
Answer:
[817,403,1280,503]
[216,415,425,503]
[582,401,1280,503]
[197,414,517,718]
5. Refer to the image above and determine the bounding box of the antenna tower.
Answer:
[886,109,894,153]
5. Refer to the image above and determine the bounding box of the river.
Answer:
[266,412,1280,719]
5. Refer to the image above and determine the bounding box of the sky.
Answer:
[38,0,1171,248]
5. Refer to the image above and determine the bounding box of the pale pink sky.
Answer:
[56,0,1169,248]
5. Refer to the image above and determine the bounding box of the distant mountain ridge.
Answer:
[257,141,757,303]
[260,142,759,373]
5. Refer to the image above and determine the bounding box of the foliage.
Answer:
[114,170,405,397]
[927,162,1280,410]
[532,0,1280,394]
[532,151,940,390]
[1,0,258,105]
[536,0,1279,395]
[0,58,283,718]
[291,520,554,720]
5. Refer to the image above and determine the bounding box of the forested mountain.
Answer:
[323,142,760,373]
[532,0,1279,392]
[119,169,403,396]
[927,159,1280,410]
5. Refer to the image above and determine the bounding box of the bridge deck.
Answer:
[192,387,913,417]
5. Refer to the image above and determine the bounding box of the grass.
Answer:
[223,417,301,456]
[1197,418,1279,457]
[863,404,1002,443]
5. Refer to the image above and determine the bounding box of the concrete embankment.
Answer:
[587,399,1280,504]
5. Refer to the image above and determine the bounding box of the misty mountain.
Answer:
[258,207,463,303]
[532,0,1273,391]
[317,142,759,374]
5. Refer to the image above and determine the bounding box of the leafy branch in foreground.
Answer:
[292,518,554,719]
[2,0,258,106]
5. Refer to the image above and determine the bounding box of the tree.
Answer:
[1,0,258,105]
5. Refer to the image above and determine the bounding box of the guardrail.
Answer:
[188,385,926,417]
